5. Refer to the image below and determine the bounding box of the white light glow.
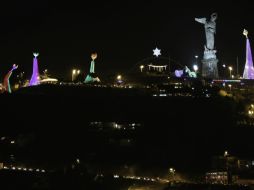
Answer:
[33,53,39,57]
[117,75,122,80]
[193,65,198,72]
[153,47,161,57]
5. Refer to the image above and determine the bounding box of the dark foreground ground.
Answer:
[0,84,253,189]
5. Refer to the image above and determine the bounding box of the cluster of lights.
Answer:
[90,122,140,131]
[3,166,46,173]
[0,137,17,145]
[248,104,254,116]
[72,69,81,82]
[153,93,193,97]
[113,174,169,183]
[169,168,176,173]
[72,69,81,75]
[148,64,167,72]
[206,171,228,184]
[213,79,241,83]
[114,123,140,130]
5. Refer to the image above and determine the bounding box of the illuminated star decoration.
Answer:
[153,47,161,57]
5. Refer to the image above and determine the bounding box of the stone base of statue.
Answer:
[202,58,219,79]
[201,49,219,79]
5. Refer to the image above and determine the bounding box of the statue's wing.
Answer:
[195,18,206,24]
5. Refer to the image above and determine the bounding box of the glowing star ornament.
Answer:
[153,47,161,57]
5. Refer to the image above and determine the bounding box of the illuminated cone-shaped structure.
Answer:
[3,64,18,93]
[29,53,40,86]
[84,53,101,83]
[243,29,254,79]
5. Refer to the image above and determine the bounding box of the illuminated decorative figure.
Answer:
[195,13,219,78]
[174,66,197,78]
[84,53,101,83]
[243,29,254,79]
[3,64,18,93]
[29,53,40,86]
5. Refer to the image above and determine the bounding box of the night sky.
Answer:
[0,0,253,80]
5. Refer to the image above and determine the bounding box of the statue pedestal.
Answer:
[201,58,219,79]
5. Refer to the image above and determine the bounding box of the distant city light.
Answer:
[248,110,254,115]
[228,84,232,91]
[228,66,233,79]
[72,69,80,82]
[140,65,144,72]
[117,75,122,80]
[193,64,198,72]
[114,174,120,178]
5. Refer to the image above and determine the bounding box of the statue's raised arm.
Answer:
[195,13,217,50]
[195,18,207,24]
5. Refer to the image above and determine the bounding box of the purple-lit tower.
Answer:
[29,53,40,86]
[243,29,254,79]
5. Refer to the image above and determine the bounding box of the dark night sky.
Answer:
[0,0,253,80]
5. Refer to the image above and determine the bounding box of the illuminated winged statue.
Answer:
[3,64,18,93]
[195,13,217,50]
